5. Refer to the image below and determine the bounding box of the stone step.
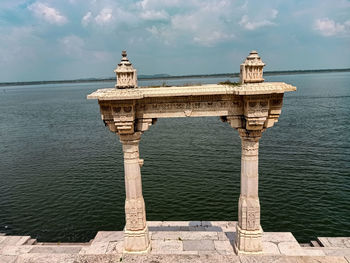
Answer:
[29,245,83,254]
[311,240,321,247]
[0,236,31,246]
[300,243,311,247]
[37,242,90,246]
[24,238,37,245]
[0,233,6,236]
[317,237,350,248]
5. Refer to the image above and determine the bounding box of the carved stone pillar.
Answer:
[234,128,263,254]
[120,132,150,253]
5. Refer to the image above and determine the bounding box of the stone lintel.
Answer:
[87,82,296,100]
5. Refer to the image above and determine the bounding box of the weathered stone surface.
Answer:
[79,242,108,255]
[0,255,16,263]
[321,248,350,256]
[214,240,235,254]
[92,231,124,244]
[183,240,215,251]
[262,242,280,255]
[0,245,33,255]
[240,255,348,263]
[278,242,302,255]
[318,238,350,248]
[0,236,27,246]
[29,246,82,254]
[263,232,298,243]
[151,240,183,253]
[151,231,218,241]
[16,253,77,263]
[105,241,124,254]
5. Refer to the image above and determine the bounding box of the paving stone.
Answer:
[105,241,124,254]
[214,240,234,255]
[345,256,350,263]
[188,221,201,227]
[321,248,350,256]
[263,232,298,243]
[151,231,218,241]
[240,255,289,263]
[262,241,280,255]
[0,255,17,263]
[278,241,302,255]
[151,240,183,253]
[210,221,237,232]
[75,254,122,263]
[240,255,348,263]
[0,236,7,244]
[214,240,234,250]
[119,254,241,263]
[318,238,350,248]
[79,242,108,255]
[16,253,77,263]
[149,226,183,231]
[203,226,224,232]
[0,236,25,246]
[91,231,124,244]
[161,221,191,227]
[0,245,33,255]
[29,246,82,254]
[183,240,215,251]
[147,221,164,227]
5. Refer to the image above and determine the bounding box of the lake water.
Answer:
[0,73,349,243]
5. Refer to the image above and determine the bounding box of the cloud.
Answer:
[314,18,350,36]
[145,0,236,46]
[81,11,92,26]
[239,9,278,30]
[60,35,85,56]
[95,8,113,25]
[28,2,68,25]
[140,9,169,21]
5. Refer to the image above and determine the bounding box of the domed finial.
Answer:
[114,51,137,89]
[240,50,265,84]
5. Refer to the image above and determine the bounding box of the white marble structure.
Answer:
[87,51,296,254]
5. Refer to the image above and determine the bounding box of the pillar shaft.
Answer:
[235,129,263,254]
[120,133,150,253]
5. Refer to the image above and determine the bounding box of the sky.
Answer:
[0,0,350,82]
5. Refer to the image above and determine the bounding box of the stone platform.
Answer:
[1,221,349,263]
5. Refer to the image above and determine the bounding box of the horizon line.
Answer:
[1,68,349,87]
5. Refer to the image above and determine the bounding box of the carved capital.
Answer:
[243,98,269,130]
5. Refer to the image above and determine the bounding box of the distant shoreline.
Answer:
[1,68,349,87]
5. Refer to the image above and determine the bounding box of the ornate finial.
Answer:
[114,50,137,89]
[240,50,265,84]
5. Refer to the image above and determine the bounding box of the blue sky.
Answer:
[0,0,349,82]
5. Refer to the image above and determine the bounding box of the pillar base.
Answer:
[234,225,263,254]
[124,226,151,254]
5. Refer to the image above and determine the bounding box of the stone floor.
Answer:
[1,221,349,263]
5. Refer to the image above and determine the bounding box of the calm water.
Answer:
[0,73,349,243]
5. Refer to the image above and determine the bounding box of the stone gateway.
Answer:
[87,51,296,254]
